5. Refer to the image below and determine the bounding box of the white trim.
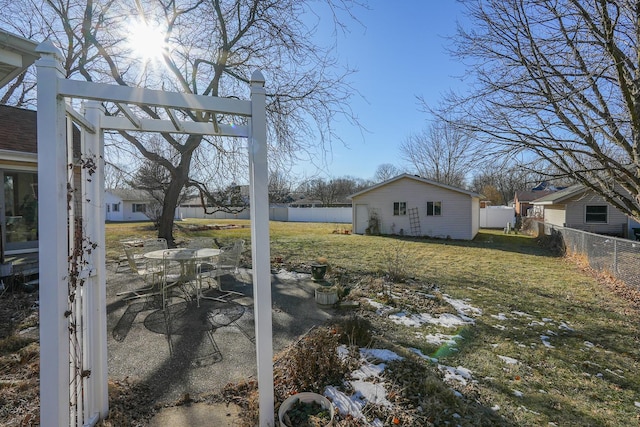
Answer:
[0,149,38,165]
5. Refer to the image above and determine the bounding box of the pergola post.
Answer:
[36,40,71,427]
[82,101,108,421]
[248,70,275,427]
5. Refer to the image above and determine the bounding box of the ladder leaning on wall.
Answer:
[408,207,421,236]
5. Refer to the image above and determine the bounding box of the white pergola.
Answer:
[36,40,275,427]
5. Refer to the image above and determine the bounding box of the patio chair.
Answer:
[161,249,197,309]
[119,247,164,301]
[115,238,144,273]
[196,242,244,304]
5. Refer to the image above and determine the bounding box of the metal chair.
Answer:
[161,249,197,309]
[115,238,144,273]
[196,241,244,304]
[119,247,164,301]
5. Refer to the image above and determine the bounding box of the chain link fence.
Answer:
[536,221,640,289]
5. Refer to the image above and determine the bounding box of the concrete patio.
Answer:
[106,260,338,423]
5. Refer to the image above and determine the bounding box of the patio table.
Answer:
[144,248,221,307]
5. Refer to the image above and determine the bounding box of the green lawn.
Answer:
[106,220,640,426]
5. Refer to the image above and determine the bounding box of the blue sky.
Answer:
[299,1,470,181]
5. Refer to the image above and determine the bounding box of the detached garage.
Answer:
[349,174,481,240]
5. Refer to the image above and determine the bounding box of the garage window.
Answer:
[585,205,607,223]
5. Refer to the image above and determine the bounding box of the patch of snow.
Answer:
[409,347,438,363]
[540,335,555,348]
[605,368,625,379]
[440,365,473,385]
[558,322,574,331]
[350,380,392,407]
[337,345,349,359]
[491,313,508,320]
[513,390,523,397]
[542,318,554,323]
[325,386,365,420]
[529,321,545,327]
[389,311,473,328]
[444,295,483,316]
[275,269,309,280]
[351,363,386,380]
[511,310,532,317]
[493,324,507,331]
[635,401,640,408]
[491,404,500,411]
[545,330,558,336]
[423,332,462,346]
[360,348,403,363]
[498,355,519,365]
[584,341,595,348]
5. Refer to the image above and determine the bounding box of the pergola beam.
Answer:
[115,103,141,129]
[58,79,252,116]
[100,116,249,137]
[65,105,96,134]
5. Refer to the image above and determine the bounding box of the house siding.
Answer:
[351,177,478,240]
[564,192,628,235]
[544,205,566,227]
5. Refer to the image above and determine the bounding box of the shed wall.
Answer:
[351,177,477,240]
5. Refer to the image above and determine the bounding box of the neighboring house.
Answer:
[349,174,482,240]
[0,105,39,253]
[0,30,39,254]
[105,189,153,221]
[531,184,636,237]
[513,181,566,217]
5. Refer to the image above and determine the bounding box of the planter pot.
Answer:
[278,392,334,427]
[315,287,338,306]
[311,264,328,281]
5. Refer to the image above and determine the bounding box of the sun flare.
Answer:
[126,20,167,62]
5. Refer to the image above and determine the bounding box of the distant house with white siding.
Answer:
[349,174,482,240]
[531,184,637,237]
[105,189,153,222]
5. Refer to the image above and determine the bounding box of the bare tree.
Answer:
[2,0,365,245]
[268,170,293,204]
[400,121,479,188]
[304,176,367,205]
[433,0,640,222]
[470,164,546,205]
[373,163,402,182]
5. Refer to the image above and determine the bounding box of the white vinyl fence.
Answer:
[178,206,352,223]
[480,206,515,228]
[179,206,512,227]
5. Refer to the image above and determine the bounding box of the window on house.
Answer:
[585,205,607,223]
[426,201,442,216]
[106,204,110,212]
[393,202,407,216]
[112,203,120,212]
[132,203,146,213]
